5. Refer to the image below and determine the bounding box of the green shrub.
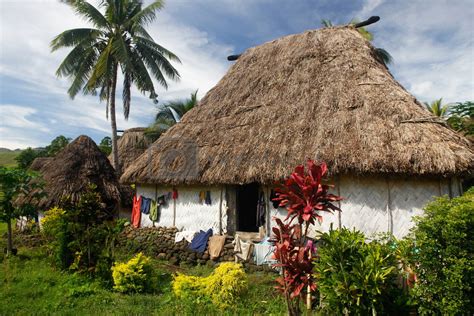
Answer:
[315,228,408,315]
[111,253,154,293]
[410,189,474,315]
[41,207,72,269]
[173,262,248,308]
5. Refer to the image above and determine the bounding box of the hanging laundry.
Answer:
[166,191,172,200]
[175,230,197,243]
[253,237,277,266]
[208,235,226,259]
[270,189,280,209]
[140,196,152,214]
[234,234,254,261]
[198,191,206,204]
[149,200,159,222]
[172,188,178,200]
[256,191,266,227]
[131,195,142,228]
[205,191,212,205]
[189,228,213,253]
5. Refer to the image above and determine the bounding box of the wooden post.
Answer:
[337,176,342,229]
[173,198,176,227]
[219,187,223,235]
[386,178,393,234]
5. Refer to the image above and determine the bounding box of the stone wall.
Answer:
[118,226,236,266]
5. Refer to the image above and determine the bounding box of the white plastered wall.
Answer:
[136,184,227,233]
[267,175,454,239]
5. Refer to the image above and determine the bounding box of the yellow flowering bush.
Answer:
[111,253,153,293]
[41,207,66,235]
[172,262,248,308]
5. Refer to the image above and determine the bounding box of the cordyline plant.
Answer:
[271,160,342,315]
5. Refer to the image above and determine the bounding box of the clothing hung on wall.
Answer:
[270,190,280,209]
[131,195,142,228]
[172,189,178,200]
[140,196,152,214]
[175,231,197,243]
[198,191,206,203]
[149,200,159,222]
[256,191,266,227]
[208,235,226,259]
[205,191,212,205]
[253,237,276,266]
[233,234,254,262]
[189,228,213,253]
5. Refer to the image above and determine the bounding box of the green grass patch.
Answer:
[0,246,287,315]
[0,151,20,167]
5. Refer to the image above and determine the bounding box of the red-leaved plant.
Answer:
[271,160,342,315]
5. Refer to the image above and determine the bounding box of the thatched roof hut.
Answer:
[120,26,473,238]
[29,157,52,172]
[122,26,473,185]
[26,135,121,210]
[109,127,151,173]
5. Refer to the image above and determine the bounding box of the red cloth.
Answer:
[172,188,178,200]
[131,195,142,228]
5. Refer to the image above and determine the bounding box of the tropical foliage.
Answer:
[271,160,341,315]
[145,90,199,141]
[409,189,474,315]
[111,252,154,293]
[41,185,119,275]
[0,167,44,255]
[51,0,180,174]
[98,136,112,155]
[447,101,473,136]
[173,262,248,308]
[315,228,409,315]
[424,98,450,117]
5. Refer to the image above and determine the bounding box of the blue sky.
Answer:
[0,0,473,149]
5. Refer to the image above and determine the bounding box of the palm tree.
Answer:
[321,19,333,27]
[51,0,180,174]
[145,90,199,141]
[424,98,450,118]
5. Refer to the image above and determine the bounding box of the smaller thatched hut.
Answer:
[29,157,52,171]
[25,135,121,211]
[109,127,151,172]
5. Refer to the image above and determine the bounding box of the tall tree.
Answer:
[0,167,44,255]
[145,90,199,141]
[424,98,450,118]
[447,101,473,136]
[51,0,180,174]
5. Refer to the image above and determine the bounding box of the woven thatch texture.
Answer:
[122,26,473,185]
[109,127,151,173]
[26,135,121,210]
[29,157,52,171]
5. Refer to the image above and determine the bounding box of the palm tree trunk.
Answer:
[110,63,121,175]
[6,218,13,255]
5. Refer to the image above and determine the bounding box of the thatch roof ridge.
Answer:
[27,135,121,209]
[109,127,151,173]
[122,26,473,185]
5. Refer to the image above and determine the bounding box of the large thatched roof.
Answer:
[25,135,121,210]
[109,127,151,172]
[122,26,473,185]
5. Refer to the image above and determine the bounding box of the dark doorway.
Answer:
[236,183,259,232]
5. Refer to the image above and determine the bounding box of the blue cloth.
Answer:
[189,228,213,253]
[140,197,152,214]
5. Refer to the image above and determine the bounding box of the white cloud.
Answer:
[0,0,232,149]
[355,0,474,103]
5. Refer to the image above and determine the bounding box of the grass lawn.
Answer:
[0,151,20,167]
[0,243,287,315]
